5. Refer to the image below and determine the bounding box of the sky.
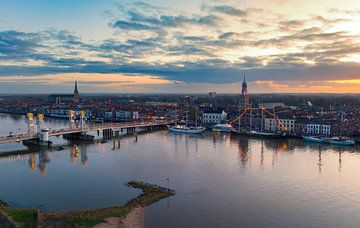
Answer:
[0,0,359,94]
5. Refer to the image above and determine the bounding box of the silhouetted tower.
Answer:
[240,75,249,110]
[73,80,80,103]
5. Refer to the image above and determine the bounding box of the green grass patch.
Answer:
[2,208,37,228]
[0,181,174,227]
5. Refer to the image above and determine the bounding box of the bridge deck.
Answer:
[0,120,173,144]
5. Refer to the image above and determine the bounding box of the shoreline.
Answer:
[0,181,175,228]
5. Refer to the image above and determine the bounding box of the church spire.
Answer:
[242,73,247,88]
[74,80,78,93]
[73,80,80,103]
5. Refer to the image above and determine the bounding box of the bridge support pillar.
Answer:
[63,133,95,141]
[23,129,53,147]
[103,129,114,139]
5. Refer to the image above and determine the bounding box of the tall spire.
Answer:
[73,80,80,103]
[242,73,247,87]
[74,80,78,93]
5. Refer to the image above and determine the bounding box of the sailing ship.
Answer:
[168,105,205,134]
[231,106,286,138]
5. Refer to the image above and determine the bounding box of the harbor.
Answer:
[0,113,360,227]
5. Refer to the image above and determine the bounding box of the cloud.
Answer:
[207,5,247,17]
[0,1,359,93]
[278,19,305,31]
[111,10,221,31]
[112,20,155,30]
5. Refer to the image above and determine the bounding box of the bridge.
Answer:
[0,112,174,145]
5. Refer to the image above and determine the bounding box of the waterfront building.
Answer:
[264,116,295,133]
[306,123,331,135]
[202,109,227,124]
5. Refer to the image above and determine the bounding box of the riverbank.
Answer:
[0,181,175,228]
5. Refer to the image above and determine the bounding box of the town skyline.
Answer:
[0,0,359,94]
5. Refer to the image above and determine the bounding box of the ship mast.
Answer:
[250,106,253,132]
[261,104,264,132]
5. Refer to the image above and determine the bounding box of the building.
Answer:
[48,94,74,104]
[115,110,139,121]
[202,109,227,124]
[306,123,331,135]
[209,92,217,98]
[262,102,287,110]
[48,81,80,104]
[264,116,295,133]
[104,111,113,119]
[239,76,249,110]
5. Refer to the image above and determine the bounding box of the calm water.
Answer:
[1,113,360,227]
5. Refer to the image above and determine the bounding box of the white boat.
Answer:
[168,125,205,134]
[248,130,286,138]
[323,137,355,146]
[168,104,205,134]
[212,124,233,133]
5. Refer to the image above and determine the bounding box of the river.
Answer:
[0,113,360,227]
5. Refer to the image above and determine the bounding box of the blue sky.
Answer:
[0,0,359,93]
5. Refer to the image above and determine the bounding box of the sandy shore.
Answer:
[94,207,144,228]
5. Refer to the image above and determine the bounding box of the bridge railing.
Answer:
[0,120,174,143]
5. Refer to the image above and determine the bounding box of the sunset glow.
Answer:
[0,0,359,93]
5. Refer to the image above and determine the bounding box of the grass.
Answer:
[41,181,175,227]
[1,207,37,228]
[0,181,174,227]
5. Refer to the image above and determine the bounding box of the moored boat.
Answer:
[168,125,205,134]
[303,136,323,143]
[212,124,233,133]
[248,130,286,138]
[323,137,355,146]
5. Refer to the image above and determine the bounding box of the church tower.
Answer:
[240,75,249,110]
[73,80,80,103]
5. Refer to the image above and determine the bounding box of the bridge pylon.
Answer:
[37,114,45,131]
[69,110,75,129]
[26,113,35,133]
[79,111,87,132]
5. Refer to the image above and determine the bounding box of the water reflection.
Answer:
[81,144,88,166]
[318,146,323,173]
[38,150,50,176]
[0,135,358,178]
[237,136,250,166]
[28,153,36,171]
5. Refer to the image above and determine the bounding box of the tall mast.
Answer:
[273,108,276,133]
[250,106,252,131]
[185,103,188,127]
[238,96,241,131]
[195,106,198,128]
[175,102,178,125]
[261,105,264,132]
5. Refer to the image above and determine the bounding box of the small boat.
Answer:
[212,124,233,133]
[168,125,205,134]
[303,136,324,143]
[248,130,286,138]
[323,137,355,146]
